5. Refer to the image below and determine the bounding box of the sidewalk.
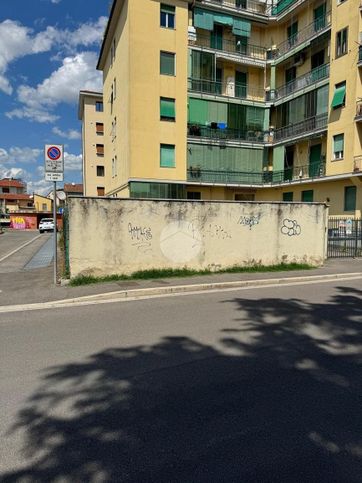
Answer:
[0,258,361,307]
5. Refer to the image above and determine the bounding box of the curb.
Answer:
[0,272,361,315]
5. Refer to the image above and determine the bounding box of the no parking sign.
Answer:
[45,144,64,181]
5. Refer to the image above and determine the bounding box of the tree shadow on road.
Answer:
[2,286,362,482]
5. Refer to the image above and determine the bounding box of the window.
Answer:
[115,155,118,177]
[95,101,103,112]
[187,191,201,200]
[112,117,117,141]
[97,165,105,177]
[160,51,175,76]
[344,186,356,211]
[96,144,104,156]
[160,97,175,121]
[160,4,175,29]
[112,158,115,178]
[331,82,346,109]
[287,22,298,47]
[283,192,294,202]
[96,122,104,134]
[333,134,344,159]
[301,190,314,202]
[42,203,47,211]
[114,78,117,99]
[336,28,348,57]
[235,193,255,201]
[97,186,105,197]
[2,187,9,193]
[160,144,175,167]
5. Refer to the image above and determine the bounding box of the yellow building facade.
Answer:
[79,91,108,197]
[87,0,362,215]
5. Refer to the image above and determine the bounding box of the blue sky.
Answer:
[0,0,109,194]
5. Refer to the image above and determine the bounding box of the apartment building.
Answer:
[84,0,361,215]
[0,178,33,213]
[78,91,107,197]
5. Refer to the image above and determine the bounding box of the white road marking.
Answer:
[0,234,43,263]
[0,274,361,316]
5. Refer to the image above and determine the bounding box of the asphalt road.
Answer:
[0,279,361,482]
[0,231,52,273]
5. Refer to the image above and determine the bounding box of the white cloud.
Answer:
[0,20,56,94]
[0,17,106,96]
[52,127,81,140]
[7,51,102,123]
[64,152,82,171]
[0,146,42,164]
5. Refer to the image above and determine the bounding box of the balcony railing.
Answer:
[358,45,362,65]
[274,63,329,100]
[198,0,268,15]
[355,102,362,120]
[188,77,265,101]
[187,161,326,185]
[275,14,331,57]
[274,113,328,142]
[190,33,266,61]
[354,156,362,172]
[188,123,267,142]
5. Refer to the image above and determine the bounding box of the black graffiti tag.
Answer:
[281,219,301,236]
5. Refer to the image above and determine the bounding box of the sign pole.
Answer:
[44,144,64,286]
[53,181,58,285]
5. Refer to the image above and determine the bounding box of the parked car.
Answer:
[39,218,55,233]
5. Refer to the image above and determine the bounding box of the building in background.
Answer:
[80,0,361,216]
[63,183,84,198]
[0,178,33,213]
[33,194,52,212]
[79,91,107,197]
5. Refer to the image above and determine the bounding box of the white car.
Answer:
[39,218,55,233]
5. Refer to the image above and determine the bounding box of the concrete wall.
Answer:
[68,198,328,277]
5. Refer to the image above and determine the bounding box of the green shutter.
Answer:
[194,8,214,31]
[302,190,314,202]
[160,144,175,167]
[273,146,285,173]
[161,4,175,13]
[233,19,251,37]
[316,84,329,114]
[283,192,293,201]
[344,186,356,211]
[331,83,346,108]
[160,52,175,75]
[189,98,208,124]
[160,98,175,119]
[333,134,344,153]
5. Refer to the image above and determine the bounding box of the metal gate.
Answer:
[327,218,362,258]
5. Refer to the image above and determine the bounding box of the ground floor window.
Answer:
[187,191,201,200]
[283,192,293,202]
[301,190,314,202]
[129,182,186,199]
[234,193,255,201]
[344,186,356,211]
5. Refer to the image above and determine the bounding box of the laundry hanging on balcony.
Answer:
[194,8,251,37]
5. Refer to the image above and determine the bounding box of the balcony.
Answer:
[273,14,331,59]
[358,45,362,66]
[190,33,266,63]
[188,77,265,102]
[354,156,362,172]
[188,123,267,143]
[274,113,328,142]
[187,161,326,185]
[355,102,362,121]
[196,0,268,16]
[273,63,329,101]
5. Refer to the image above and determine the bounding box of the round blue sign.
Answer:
[47,146,61,161]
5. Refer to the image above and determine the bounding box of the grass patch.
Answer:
[69,263,314,287]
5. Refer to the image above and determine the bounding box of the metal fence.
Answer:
[327,218,362,258]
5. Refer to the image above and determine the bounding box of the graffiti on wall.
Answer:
[281,219,301,237]
[10,216,37,230]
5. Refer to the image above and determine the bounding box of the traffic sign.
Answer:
[45,144,64,182]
